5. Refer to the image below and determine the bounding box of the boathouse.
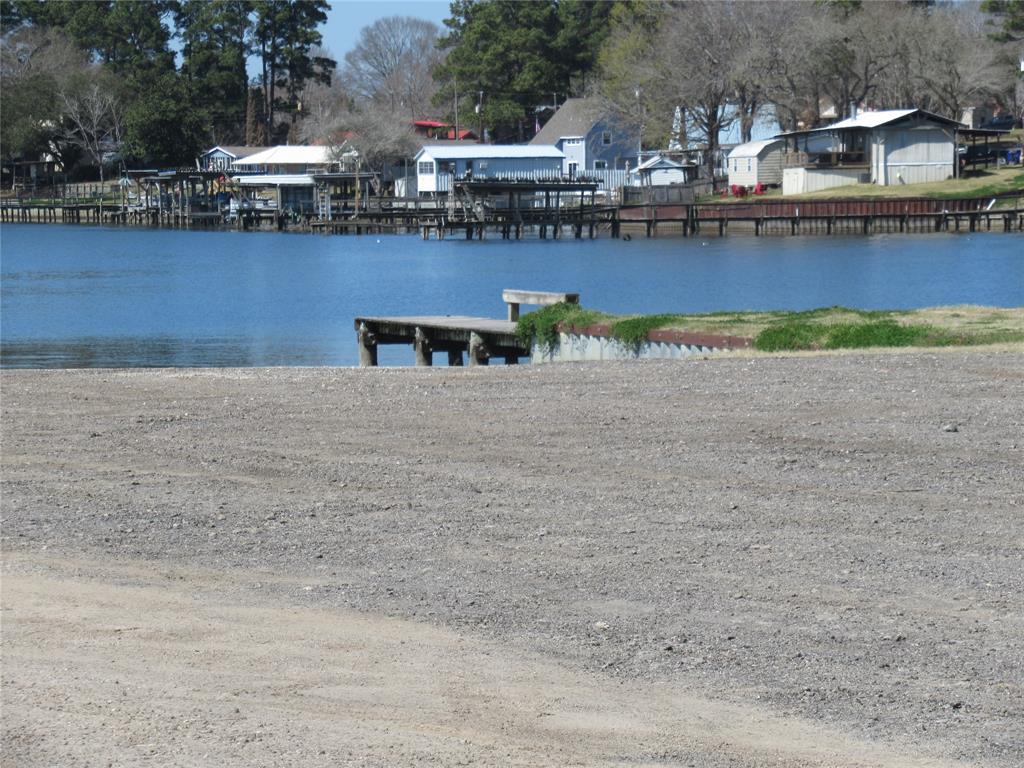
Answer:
[727,139,785,189]
[780,109,960,195]
[413,145,565,195]
[229,145,360,213]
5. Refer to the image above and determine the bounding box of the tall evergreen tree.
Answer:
[433,0,615,142]
[176,0,253,144]
[252,0,333,142]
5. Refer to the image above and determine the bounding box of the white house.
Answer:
[727,139,785,188]
[779,109,961,195]
[229,145,358,212]
[413,145,565,195]
[230,145,351,175]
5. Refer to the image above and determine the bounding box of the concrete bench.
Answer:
[502,289,580,322]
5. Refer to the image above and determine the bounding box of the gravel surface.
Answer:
[2,350,1022,766]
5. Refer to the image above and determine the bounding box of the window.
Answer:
[593,160,607,170]
[567,162,578,178]
[601,131,612,146]
[565,138,583,146]
[733,159,739,172]
[418,161,433,175]
[747,159,752,172]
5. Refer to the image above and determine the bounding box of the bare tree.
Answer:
[297,74,349,144]
[342,16,443,117]
[1,27,91,173]
[58,68,124,184]
[658,1,745,172]
[912,4,1008,119]
[323,104,418,194]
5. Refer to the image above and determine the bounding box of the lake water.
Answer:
[1,224,1021,368]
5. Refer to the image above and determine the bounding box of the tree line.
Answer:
[2,0,332,177]
[2,0,1022,182]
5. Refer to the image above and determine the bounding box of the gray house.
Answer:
[530,98,639,176]
[199,146,267,173]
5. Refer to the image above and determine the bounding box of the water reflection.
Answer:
[0,336,333,369]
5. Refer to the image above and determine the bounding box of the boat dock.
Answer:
[2,180,1022,236]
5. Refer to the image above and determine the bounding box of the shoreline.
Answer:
[3,350,1022,766]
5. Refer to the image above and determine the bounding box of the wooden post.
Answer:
[414,327,432,366]
[357,322,378,367]
[468,332,490,366]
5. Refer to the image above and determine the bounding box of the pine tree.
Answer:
[245,87,267,146]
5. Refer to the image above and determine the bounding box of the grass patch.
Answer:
[515,302,607,350]
[515,303,1024,352]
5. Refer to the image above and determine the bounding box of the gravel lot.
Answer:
[3,350,1022,767]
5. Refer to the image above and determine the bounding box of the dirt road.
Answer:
[3,350,1022,766]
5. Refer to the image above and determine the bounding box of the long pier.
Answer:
[2,188,1022,237]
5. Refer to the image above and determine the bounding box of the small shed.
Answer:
[413,145,565,195]
[629,154,697,186]
[727,139,785,188]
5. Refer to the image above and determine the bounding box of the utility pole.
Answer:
[454,75,459,140]
[477,91,484,143]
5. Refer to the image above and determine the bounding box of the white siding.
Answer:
[881,127,954,185]
[729,158,759,188]
[416,150,564,194]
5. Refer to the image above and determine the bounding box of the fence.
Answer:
[621,178,718,205]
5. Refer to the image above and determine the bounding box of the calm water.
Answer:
[1,224,1021,367]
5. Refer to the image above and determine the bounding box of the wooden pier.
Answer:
[354,316,525,367]
[2,179,1022,238]
[354,290,577,366]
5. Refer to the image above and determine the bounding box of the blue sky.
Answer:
[323,1,451,61]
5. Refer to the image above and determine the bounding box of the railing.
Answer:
[434,168,631,193]
[784,151,868,168]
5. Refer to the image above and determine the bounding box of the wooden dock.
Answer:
[3,182,1022,238]
[354,290,576,366]
[354,316,526,367]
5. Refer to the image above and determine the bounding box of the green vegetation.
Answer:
[515,304,1024,352]
[2,0,332,171]
[515,302,608,350]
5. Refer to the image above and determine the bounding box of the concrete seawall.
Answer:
[532,324,752,363]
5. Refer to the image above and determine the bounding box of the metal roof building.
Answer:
[413,144,565,195]
[778,109,962,193]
